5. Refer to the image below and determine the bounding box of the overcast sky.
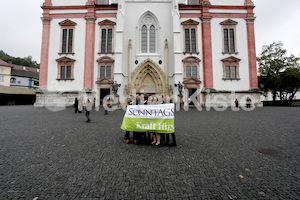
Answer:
[0,0,299,63]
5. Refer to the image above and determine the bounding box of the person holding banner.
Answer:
[121,95,175,146]
[133,94,141,144]
[151,96,161,146]
[124,97,133,144]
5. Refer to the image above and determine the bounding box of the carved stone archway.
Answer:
[130,59,166,94]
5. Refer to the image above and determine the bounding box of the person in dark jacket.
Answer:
[124,97,133,144]
[235,98,239,108]
[74,97,79,113]
[133,94,141,144]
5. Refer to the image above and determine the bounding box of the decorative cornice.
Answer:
[245,17,256,24]
[96,77,114,85]
[98,19,116,26]
[221,56,241,63]
[56,57,76,63]
[59,19,77,26]
[181,19,199,26]
[200,16,212,23]
[41,17,52,25]
[96,56,115,64]
[85,16,97,23]
[220,19,238,26]
[182,56,201,64]
[183,77,202,85]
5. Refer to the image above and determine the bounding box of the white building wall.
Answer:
[48,18,86,92]
[10,76,30,88]
[210,0,245,6]
[124,1,172,75]
[211,18,250,91]
[52,0,86,6]
[37,0,261,107]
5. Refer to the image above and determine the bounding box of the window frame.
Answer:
[220,19,238,55]
[98,19,116,55]
[58,19,77,56]
[10,77,16,84]
[99,65,112,79]
[140,17,157,54]
[97,56,115,80]
[221,56,241,81]
[56,57,76,81]
[182,56,201,80]
[181,19,200,55]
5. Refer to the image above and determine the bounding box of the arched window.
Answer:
[141,25,148,53]
[140,13,158,54]
[150,25,155,53]
[10,77,16,84]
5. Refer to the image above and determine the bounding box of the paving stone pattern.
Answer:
[0,106,300,199]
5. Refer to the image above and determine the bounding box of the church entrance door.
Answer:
[131,59,166,95]
[100,88,110,105]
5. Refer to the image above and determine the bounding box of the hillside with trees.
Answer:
[0,50,40,69]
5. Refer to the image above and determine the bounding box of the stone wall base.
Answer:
[34,89,95,107]
[201,91,263,107]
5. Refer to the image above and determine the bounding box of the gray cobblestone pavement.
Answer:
[0,106,299,199]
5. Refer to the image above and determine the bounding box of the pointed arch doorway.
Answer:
[131,59,166,95]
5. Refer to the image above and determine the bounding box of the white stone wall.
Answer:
[204,92,263,107]
[10,76,29,88]
[52,0,86,6]
[210,0,245,6]
[210,17,250,91]
[123,1,173,75]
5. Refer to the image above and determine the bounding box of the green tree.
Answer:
[257,42,300,102]
[279,68,300,101]
[0,50,40,68]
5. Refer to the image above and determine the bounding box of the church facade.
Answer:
[36,0,261,107]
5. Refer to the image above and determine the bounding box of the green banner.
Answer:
[121,117,174,133]
[120,104,175,133]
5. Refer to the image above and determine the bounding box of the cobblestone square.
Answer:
[0,106,299,199]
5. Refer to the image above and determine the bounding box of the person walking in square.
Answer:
[74,97,79,113]
[235,98,239,108]
[85,99,92,122]
[104,97,110,115]
[78,97,83,113]
[246,97,251,108]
